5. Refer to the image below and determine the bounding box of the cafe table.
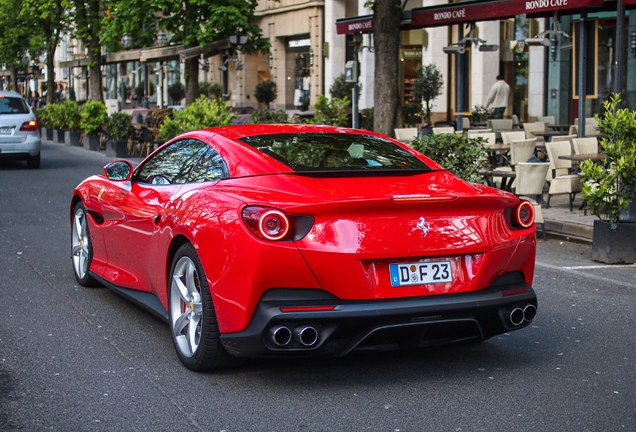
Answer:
[546,124,571,133]
[479,169,516,192]
[532,130,569,141]
[558,153,607,163]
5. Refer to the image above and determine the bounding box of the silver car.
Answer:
[0,90,41,168]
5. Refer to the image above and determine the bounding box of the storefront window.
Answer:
[512,16,531,122]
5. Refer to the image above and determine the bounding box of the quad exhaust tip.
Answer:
[508,304,537,326]
[269,325,292,346]
[268,325,319,347]
[294,325,319,347]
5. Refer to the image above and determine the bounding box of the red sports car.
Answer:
[70,124,537,371]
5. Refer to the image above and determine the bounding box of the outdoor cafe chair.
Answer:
[509,138,538,168]
[545,140,583,211]
[394,127,418,144]
[568,124,598,137]
[515,162,550,239]
[572,137,599,155]
[523,122,547,141]
[487,119,513,132]
[500,131,526,145]
[432,126,455,134]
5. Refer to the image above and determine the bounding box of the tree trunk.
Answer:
[46,44,57,105]
[10,66,18,93]
[185,57,199,105]
[88,33,103,102]
[373,0,402,137]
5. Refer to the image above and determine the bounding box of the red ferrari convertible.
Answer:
[70,124,537,371]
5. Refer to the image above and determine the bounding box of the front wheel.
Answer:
[168,243,242,371]
[71,202,98,287]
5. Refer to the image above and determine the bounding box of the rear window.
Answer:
[0,97,30,114]
[239,133,432,173]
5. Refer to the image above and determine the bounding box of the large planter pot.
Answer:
[65,131,81,147]
[106,140,129,158]
[41,127,52,141]
[54,129,65,144]
[84,134,101,151]
[592,220,636,264]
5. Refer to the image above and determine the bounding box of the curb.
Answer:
[544,219,593,243]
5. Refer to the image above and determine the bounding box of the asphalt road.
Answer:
[1,142,635,431]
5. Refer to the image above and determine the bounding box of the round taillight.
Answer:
[259,210,290,240]
[242,206,290,241]
[515,201,535,229]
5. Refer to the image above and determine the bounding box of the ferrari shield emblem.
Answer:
[416,217,430,237]
[98,187,105,201]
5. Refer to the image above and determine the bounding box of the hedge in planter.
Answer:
[37,105,54,140]
[60,100,82,146]
[579,94,636,263]
[104,112,132,157]
[80,101,107,151]
[410,133,490,184]
[159,96,234,141]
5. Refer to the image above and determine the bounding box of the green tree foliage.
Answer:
[159,96,235,140]
[254,80,277,109]
[411,133,489,183]
[101,0,269,105]
[412,64,443,126]
[0,0,43,92]
[70,0,103,101]
[21,0,67,104]
[579,94,636,221]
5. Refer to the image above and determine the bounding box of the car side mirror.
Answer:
[104,160,133,181]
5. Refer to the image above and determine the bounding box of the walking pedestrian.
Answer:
[486,75,510,119]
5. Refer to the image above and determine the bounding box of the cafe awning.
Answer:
[411,0,605,28]
[58,57,90,68]
[335,11,411,35]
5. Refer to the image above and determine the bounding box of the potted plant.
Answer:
[254,80,277,109]
[410,133,490,183]
[579,94,636,264]
[80,100,107,151]
[60,100,82,146]
[412,64,443,135]
[471,105,494,124]
[47,103,66,144]
[104,112,132,157]
[37,105,54,141]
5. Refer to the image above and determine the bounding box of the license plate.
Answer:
[0,127,13,134]
[389,261,452,286]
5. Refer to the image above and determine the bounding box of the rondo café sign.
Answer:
[412,0,604,28]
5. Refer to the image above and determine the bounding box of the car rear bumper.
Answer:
[220,271,537,358]
[0,134,41,157]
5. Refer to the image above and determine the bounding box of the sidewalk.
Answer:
[540,193,595,242]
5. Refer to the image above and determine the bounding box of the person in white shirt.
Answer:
[486,75,510,119]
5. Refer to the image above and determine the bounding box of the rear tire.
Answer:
[71,202,99,287]
[168,243,243,371]
[27,152,40,169]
